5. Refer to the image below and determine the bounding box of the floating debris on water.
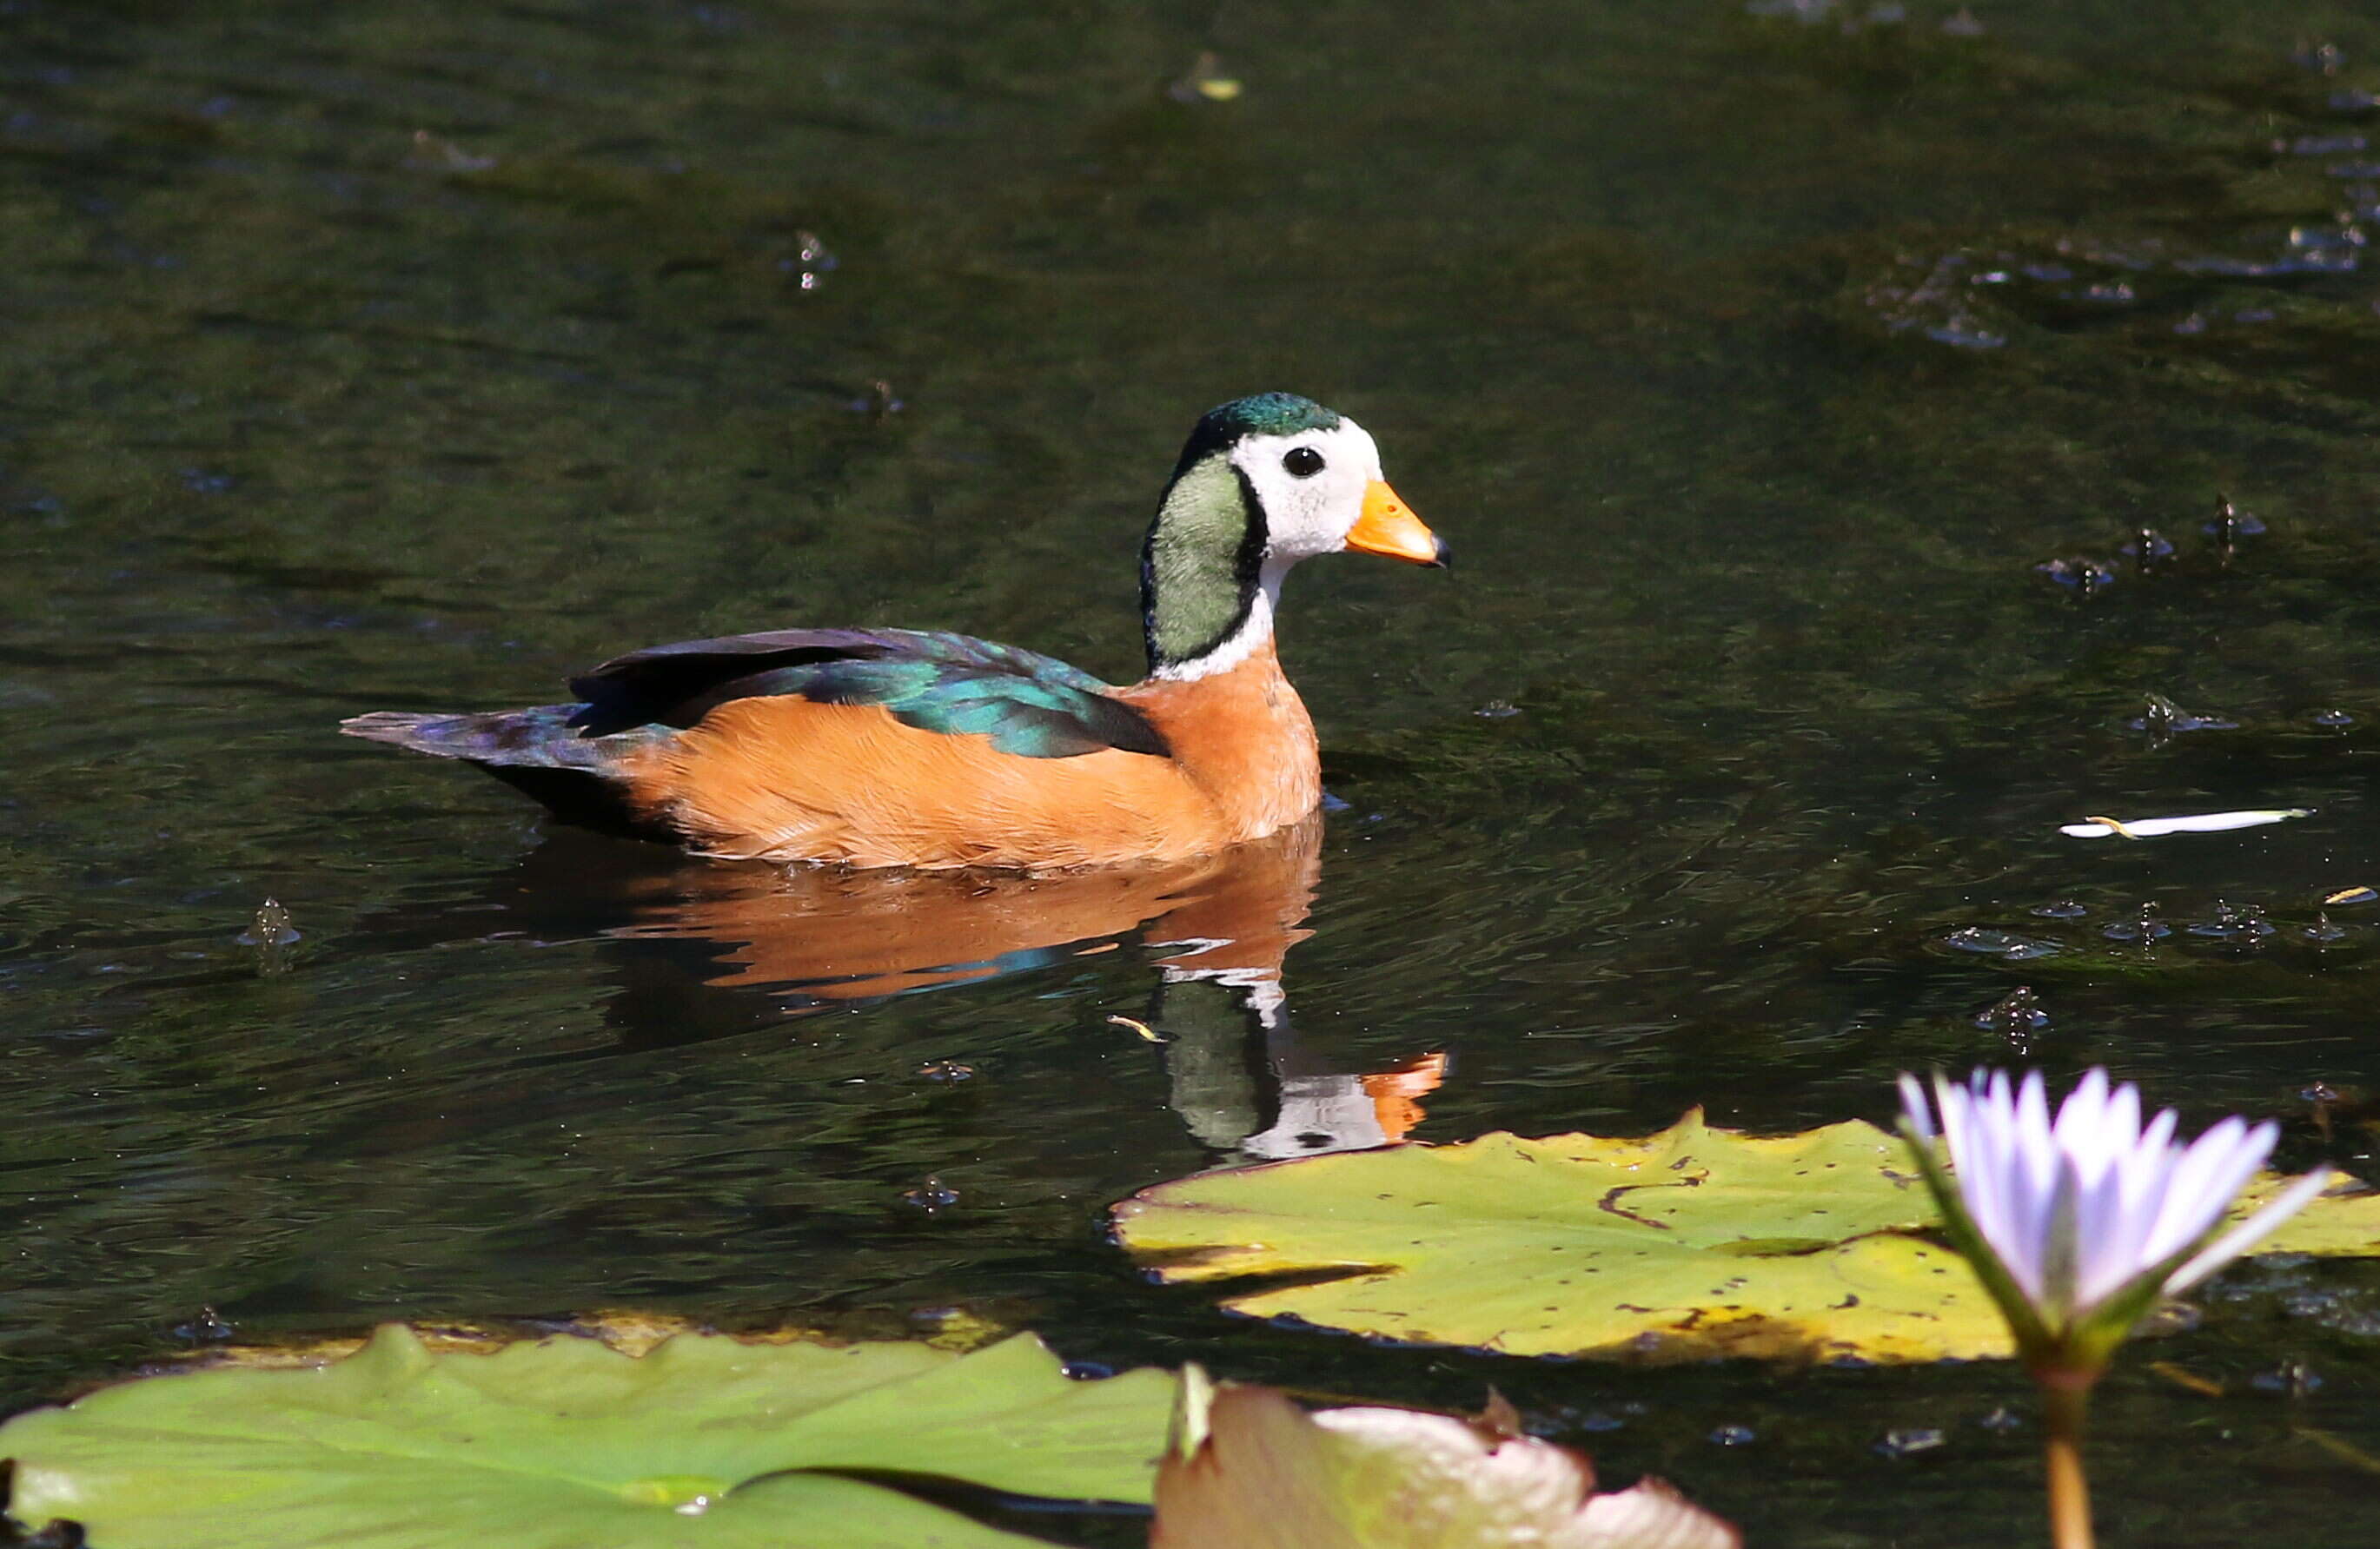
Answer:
[777,230,836,291]
[1167,51,1242,103]
[916,1060,976,1083]
[2148,1360,2225,1398]
[1975,1406,2024,1433]
[1707,1423,1758,1446]
[2030,899,2089,919]
[1974,985,2048,1038]
[1474,699,1521,719]
[2299,912,2352,945]
[1943,927,2059,962]
[2059,809,2312,840]
[2312,709,2357,730]
[2103,903,2171,943]
[2250,1360,2324,1397]
[236,897,301,948]
[1875,1427,1948,1459]
[2281,134,2369,156]
[2186,900,2274,944]
[2128,692,2237,737]
[404,129,496,174]
[899,1175,959,1214]
[174,1306,235,1344]
[1866,252,2008,348]
[1108,1014,1163,1043]
[2120,526,2175,572]
[2204,494,2267,546]
[2323,886,2377,906]
[2292,39,2348,76]
[2035,556,2115,596]
[237,897,300,976]
[846,379,903,419]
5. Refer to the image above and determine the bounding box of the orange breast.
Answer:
[616,640,1322,869]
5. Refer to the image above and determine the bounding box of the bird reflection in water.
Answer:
[560,815,1443,1160]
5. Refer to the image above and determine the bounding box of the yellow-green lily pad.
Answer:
[1111,1110,2380,1364]
[0,1324,1173,1548]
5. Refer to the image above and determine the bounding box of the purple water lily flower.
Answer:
[1898,1069,2325,1363]
[1897,1068,2332,1549]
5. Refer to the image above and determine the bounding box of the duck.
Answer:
[341,392,1445,869]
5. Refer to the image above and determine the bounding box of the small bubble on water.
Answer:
[917,1060,977,1084]
[1474,699,1521,719]
[2312,708,2356,729]
[174,1306,235,1344]
[2030,900,2089,919]
[1707,1424,1757,1446]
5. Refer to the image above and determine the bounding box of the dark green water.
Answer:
[9,1,2380,1542]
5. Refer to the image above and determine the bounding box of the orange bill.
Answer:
[1345,480,1447,566]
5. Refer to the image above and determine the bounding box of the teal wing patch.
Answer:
[567,628,1169,760]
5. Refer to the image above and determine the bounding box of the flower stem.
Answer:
[2037,1369,2097,1549]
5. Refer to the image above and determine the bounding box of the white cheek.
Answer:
[1234,428,1376,557]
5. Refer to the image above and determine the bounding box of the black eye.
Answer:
[1283,446,1325,478]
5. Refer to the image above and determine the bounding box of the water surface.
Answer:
[8,3,2380,1543]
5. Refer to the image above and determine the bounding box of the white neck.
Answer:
[1148,561,1284,682]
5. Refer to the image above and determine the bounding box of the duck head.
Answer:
[1142,393,1443,680]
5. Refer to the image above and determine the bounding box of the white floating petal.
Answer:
[2058,808,2312,840]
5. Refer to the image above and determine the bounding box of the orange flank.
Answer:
[616,640,1320,869]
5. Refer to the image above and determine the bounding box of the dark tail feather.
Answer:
[341,706,677,838]
[340,705,615,766]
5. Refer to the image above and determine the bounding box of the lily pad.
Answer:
[1152,1369,1738,1548]
[0,1324,1173,1548]
[1111,1109,2380,1363]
